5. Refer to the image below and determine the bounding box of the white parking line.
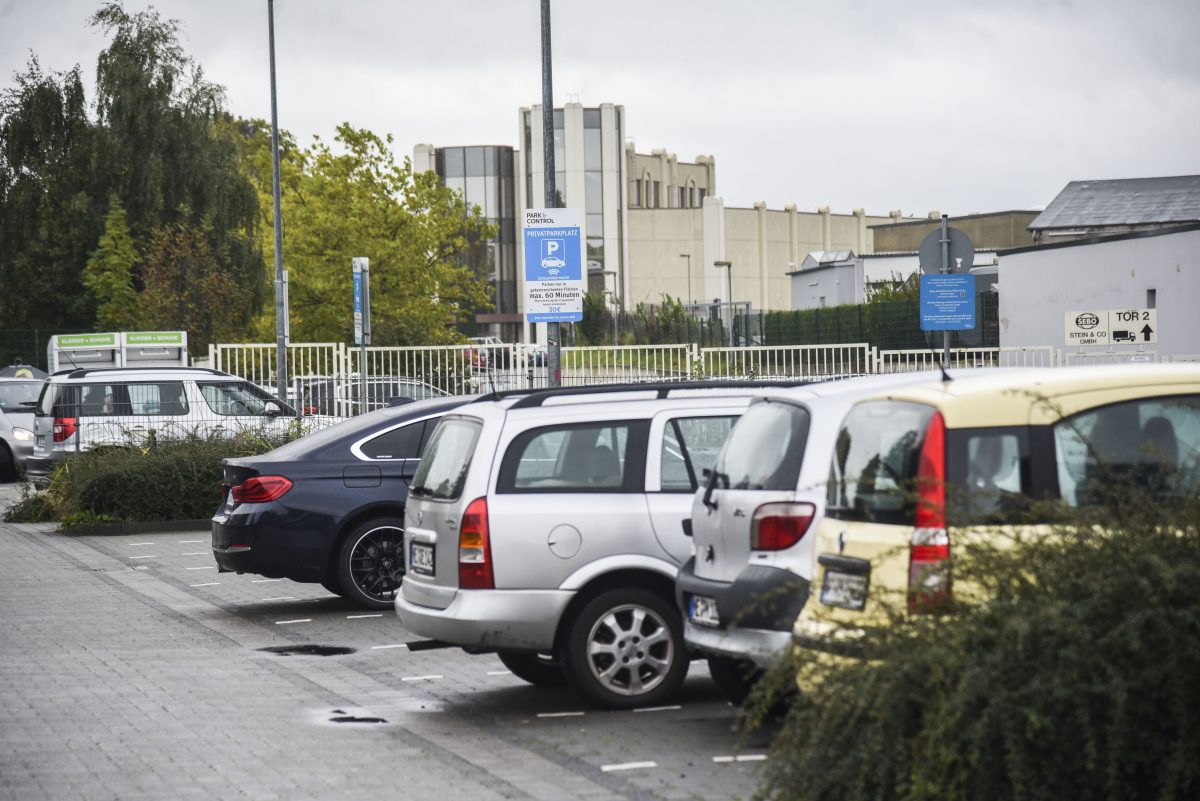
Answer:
[128,542,155,547]
[186,566,214,570]
[179,540,204,544]
[601,761,657,772]
[190,582,220,588]
[129,555,155,560]
[346,614,383,619]
[486,670,512,676]
[274,619,311,625]
[712,754,767,763]
[633,705,682,713]
[181,552,208,556]
[370,644,407,650]
[537,711,585,718]
[251,578,283,583]
[262,596,298,602]
[400,674,443,682]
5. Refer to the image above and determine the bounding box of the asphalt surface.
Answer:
[0,481,773,801]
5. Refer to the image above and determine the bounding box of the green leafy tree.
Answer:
[0,4,264,340]
[140,218,241,352]
[0,58,103,330]
[242,122,494,344]
[83,197,142,330]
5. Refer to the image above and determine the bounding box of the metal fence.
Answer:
[203,340,1182,418]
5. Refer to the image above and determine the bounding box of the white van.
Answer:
[27,367,310,482]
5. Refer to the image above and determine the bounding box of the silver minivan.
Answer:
[395,382,803,709]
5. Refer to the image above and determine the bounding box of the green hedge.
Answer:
[4,430,296,527]
[749,488,1200,801]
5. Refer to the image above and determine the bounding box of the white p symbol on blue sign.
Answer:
[540,238,566,274]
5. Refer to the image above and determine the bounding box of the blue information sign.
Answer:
[920,274,976,331]
[523,209,584,323]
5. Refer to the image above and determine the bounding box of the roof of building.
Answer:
[1029,175,1200,230]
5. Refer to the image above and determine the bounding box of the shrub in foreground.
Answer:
[749,491,1200,801]
[3,429,296,526]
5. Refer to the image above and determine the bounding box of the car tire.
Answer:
[0,443,14,482]
[559,588,688,710]
[496,651,565,687]
[334,518,406,610]
[706,656,763,707]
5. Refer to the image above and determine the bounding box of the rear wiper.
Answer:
[701,467,728,512]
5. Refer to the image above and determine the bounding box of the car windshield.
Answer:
[0,381,42,413]
[411,417,481,500]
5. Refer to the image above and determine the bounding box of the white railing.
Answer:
[875,346,1057,373]
[204,339,1187,416]
[698,343,872,380]
[561,344,694,386]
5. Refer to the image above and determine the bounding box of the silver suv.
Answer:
[675,371,997,704]
[395,381,804,709]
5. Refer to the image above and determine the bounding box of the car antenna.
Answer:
[929,345,953,383]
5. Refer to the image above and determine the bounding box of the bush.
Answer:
[3,429,297,526]
[750,488,1200,801]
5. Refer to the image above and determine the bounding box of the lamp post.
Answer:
[679,253,692,305]
[602,270,618,344]
[714,260,732,346]
[267,0,288,405]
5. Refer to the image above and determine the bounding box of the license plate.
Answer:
[410,542,435,576]
[820,569,869,611]
[689,594,720,627]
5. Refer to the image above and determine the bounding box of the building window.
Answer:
[652,181,660,209]
[698,188,706,205]
[632,180,641,207]
[677,187,685,208]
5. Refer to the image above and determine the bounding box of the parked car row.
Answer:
[207,364,1200,710]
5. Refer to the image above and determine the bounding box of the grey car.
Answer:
[0,377,42,481]
[395,381,805,709]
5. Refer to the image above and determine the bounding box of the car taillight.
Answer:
[230,475,293,504]
[458,497,493,590]
[909,411,950,613]
[52,417,78,443]
[751,502,816,550]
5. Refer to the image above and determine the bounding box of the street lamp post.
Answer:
[714,260,732,346]
[679,253,692,305]
[602,270,618,344]
[267,0,288,406]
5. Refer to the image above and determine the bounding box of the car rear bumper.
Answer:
[395,584,573,652]
[211,505,330,582]
[675,556,809,665]
[24,452,66,485]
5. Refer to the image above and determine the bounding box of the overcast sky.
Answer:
[3,0,1198,216]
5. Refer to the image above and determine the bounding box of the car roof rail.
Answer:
[60,366,230,380]
[505,379,816,409]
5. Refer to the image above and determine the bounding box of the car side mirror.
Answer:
[681,519,693,537]
[264,400,282,417]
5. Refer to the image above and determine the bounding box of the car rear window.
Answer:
[1053,394,1200,507]
[411,417,482,500]
[826,400,935,524]
[711,400,810,491]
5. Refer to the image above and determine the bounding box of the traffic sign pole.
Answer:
[940,214,950,365]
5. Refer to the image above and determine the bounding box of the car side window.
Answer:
[660,416,737,492]
[126,382,189,416]
[360,421,426,460]
[498,421,649,493]
[198,381,279,417]
[1053,394,1200,507]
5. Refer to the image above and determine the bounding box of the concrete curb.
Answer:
[59,519,211,536]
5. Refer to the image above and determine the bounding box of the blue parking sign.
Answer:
[523,208,584,322]
[920,274,976,331]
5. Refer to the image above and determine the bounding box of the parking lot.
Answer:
[0,497,772,801]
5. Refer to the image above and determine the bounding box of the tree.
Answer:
[0,57,104,330]
[83,197,142,330]
[140,219,242,352]
[241,122,494,345]
[0,4,265,341]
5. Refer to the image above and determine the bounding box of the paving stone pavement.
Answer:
[0,494,772,801]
